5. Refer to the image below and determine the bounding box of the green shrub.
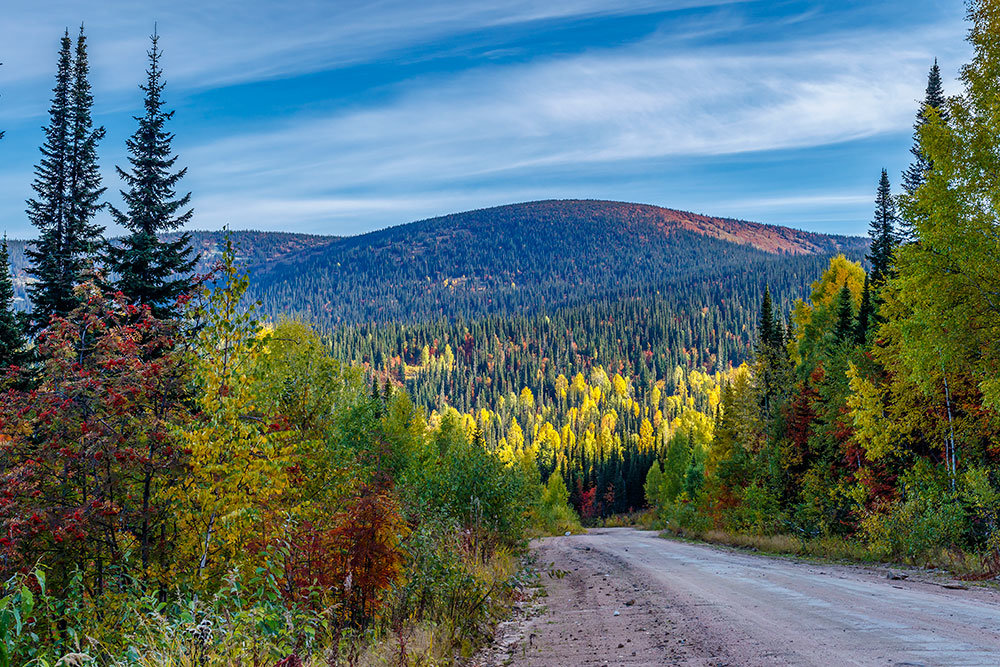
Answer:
[531,474,582,536]
[727,482,783,534]
[861,462,967,562]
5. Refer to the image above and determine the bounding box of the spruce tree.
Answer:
[833,282,855,342]
[902,60,948,197]
[65,26,106,281]
[107,31,196,319]
[757,285,780,352]
[25,28,105,331]
[867,169,898,289]
[900,61,948,242]
[25,30,74,329]
[756,285,789,419]
[854,275,873,345]
[0,237,28,369]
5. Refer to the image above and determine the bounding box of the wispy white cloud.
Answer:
[721,193,875,211]
[0,0,746,93]
[192,189,577,235]
[0,0,971,238]
[182,21,966,233]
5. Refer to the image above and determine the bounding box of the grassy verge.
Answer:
[593,510,657,529]
[350,549,530,666]
[659,523,999,580]
[0,544,531,666]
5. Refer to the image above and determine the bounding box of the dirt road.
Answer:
[491,528,1000,666]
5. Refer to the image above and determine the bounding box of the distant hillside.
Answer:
[5,230,336,308]
[4,201,867,322]
[163,230,338,275]
[250,199,868,324]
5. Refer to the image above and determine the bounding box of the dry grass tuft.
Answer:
[600,510,656,529]
[660,525,998,579]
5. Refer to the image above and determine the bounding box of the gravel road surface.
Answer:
[490,527,1000,666]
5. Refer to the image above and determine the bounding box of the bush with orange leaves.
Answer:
[268,479,408,631]
[329,482,409,629]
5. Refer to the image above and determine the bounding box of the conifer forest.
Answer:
[2,1,1000,665]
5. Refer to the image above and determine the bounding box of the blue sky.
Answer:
[0,0,971,238]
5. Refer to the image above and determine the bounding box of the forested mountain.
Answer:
[250,199,868,324]
[8,199,865,327]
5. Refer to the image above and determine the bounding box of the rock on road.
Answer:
[494,528,1000,666]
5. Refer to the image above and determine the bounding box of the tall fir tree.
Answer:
[833,282,855,342]
[756,286,781,352]
[25,30,74,329]
[65,26,106,282]
[900,60,949,241]
[0,237,28,369]
[25,28,105,331]
[902,60,948,197]
[854,275,873,345]
[867,169,898,289]
[756,285,789,419]
[107,31,196,319]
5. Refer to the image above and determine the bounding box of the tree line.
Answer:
[324,256,842,519]
[641,10,1000,567]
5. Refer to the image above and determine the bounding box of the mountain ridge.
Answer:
[247,199,868,325]
[361,199,863,256]
[4,200,867,320]
[3,230,337,307]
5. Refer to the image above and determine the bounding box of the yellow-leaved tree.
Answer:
[172,237,294,585]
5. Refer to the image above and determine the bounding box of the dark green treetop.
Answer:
[107,31,196,319]
[757,285,783,352]
[833,282,855,342]
[25,30,74,329]
[65,26,106,282]
[25,27,105,331]
[902,60,949,198]
[867,169,898,289]
[854,275,873,345]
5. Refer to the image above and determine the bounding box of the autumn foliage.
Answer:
[0,243,538,664]
[0,286,190,593]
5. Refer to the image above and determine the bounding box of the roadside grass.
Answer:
[2,545,530,667]
[352,547,529,666]
[658,523,999,580]
[525,519,585,539]
[543,509,997,580]
[596,510,657,529]
[684,528,871,562]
